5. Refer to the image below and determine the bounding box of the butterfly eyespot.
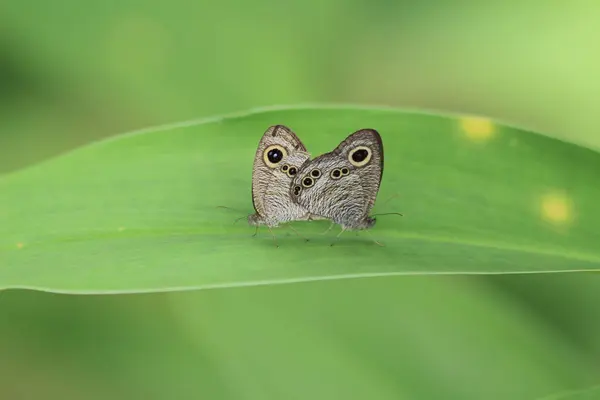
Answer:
[281,164,289,172]
[293,185,301,196]
[348,146,372,167]
[302,176,315,187]
[341,167,349,175]
[263,145,287,168]
[287,167,297,177]
[310,169,321,178]
[330,169,342,179]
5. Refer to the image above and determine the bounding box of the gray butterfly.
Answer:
[246,125,325,243]
[289,128,385,242]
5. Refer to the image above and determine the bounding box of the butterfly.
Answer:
[289,129,388,244]
[245,125,325,244]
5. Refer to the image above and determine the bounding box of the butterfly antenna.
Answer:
[217,206,250,225]
[233,215,247,225]
[217,205,246,213]
[378,193,400,208]
[371,212,404,217]
[371,193,404,218]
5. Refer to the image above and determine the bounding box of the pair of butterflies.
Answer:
[247,125,386,244]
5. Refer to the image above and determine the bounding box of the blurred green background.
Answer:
[1,0,600,399]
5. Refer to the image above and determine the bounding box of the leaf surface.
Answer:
[2,107,599,293]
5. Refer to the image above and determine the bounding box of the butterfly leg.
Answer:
[267,227,279,248]
[329,227,346,247]
[252,226,259,237]
[365,230,384,247]
[288,224,309,242]
[320,221,335,235]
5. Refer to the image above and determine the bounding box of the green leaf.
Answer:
[538,385,600,400]
[2,106,600,293]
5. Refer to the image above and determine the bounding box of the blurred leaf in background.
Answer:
[1,0,600,399]
[2,0,600,171]
[1,276,600,400]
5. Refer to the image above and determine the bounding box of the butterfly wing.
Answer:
[250,125,312,226]
[332,128,383,212]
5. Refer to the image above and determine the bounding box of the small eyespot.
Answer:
[263,145,287,168]
[330,169,342,179]
[281,164,289,172]
[293,185,301,196]
[341,167,349,175]
[302,176,315,187]
[348,146,372,167]
[287,167,297,176]
[310,169,321,178]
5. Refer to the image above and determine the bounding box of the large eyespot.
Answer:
[341,167,349,175]
[310,169,321,178]
[302,176,315,187]
[263,145,287,168]
[348,146,372,167]
[287,167,297,177]
[330,168,342,179]
[293,185,301,196]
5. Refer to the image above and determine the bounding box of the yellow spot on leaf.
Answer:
[541,192,574,224]
[460,116,495,142]
[16,243,24,249]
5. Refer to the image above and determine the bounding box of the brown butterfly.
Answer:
[246,125,324,244]
[290,129,395,245]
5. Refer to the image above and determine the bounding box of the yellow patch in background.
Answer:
[540,191,574,225]
[460,116,495,142]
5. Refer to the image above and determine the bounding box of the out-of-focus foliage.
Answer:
[2,1,600,172]
[1,276,600,400]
